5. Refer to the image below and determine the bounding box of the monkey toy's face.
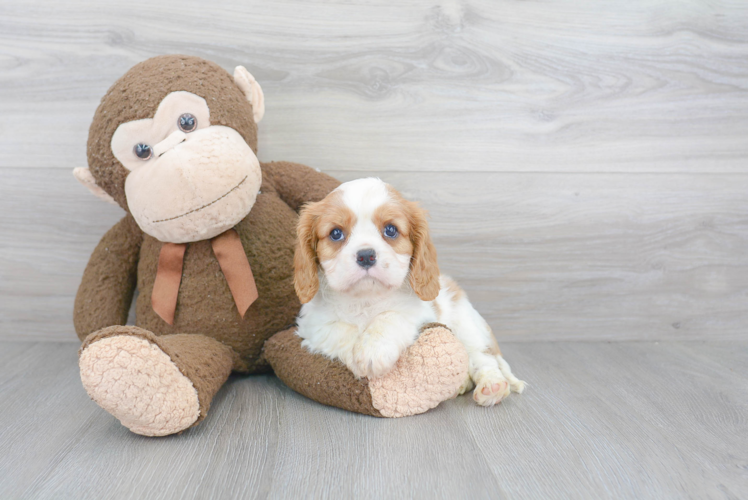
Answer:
[112,91,261,243]
[76,55,268,244]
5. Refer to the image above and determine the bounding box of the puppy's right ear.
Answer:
[294,204,320,303]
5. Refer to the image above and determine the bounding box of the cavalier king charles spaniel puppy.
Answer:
[294,178,525,406]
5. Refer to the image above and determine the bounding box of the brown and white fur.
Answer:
[294,178,525,406]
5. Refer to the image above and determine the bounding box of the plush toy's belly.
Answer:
[134,193,301,373]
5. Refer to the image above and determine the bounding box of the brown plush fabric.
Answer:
[87,55,259,210]
[80,326,234,426]
[74,215,143,336]
[265,324,469,418]
[75,55,347,435]
[75,164,339,374]
[156,333,235,425]
[262,161,343,212]
[264,327,383,417]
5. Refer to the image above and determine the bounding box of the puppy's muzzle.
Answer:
[356,248,377,268]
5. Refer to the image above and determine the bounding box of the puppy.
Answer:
[294,178,525,406]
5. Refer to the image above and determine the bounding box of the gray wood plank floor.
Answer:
[1,341,746,499]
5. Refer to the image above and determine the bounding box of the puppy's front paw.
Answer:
[472,369,511,407]
[350,339,401,379]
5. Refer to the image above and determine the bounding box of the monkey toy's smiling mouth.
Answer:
[153,176,248,223]
[124,126,263,244]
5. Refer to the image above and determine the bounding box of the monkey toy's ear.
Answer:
[73,167,118,206]
[233,66,265,124]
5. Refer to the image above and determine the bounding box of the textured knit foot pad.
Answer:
[368,326,469,417]
[79,335,200,436]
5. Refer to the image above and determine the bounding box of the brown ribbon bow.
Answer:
[151,229,259,325]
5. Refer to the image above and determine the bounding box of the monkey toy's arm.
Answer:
[261,161,341,212]
[73,215,143,340]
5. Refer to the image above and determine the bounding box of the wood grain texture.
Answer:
[1,0,748,172]
[2,0,747,342]
[2,168,747,342]
[0,341,746,499]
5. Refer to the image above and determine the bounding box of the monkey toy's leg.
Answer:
[79,326,235,436]
[264,324,469,417]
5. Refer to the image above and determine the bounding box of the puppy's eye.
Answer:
[178,113,197,132]
[329,228,345,242]
[383,224,398,239]
[133,143,153,160]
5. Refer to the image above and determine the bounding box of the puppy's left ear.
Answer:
[408,203,440,301]
[294,203,320,303]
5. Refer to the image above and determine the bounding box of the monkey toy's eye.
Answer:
[178,113,197,132]
[383,224,399,239]
[133,143,153,160]
[330,228,345,242]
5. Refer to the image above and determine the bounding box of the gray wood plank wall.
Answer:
[2,0,747,342]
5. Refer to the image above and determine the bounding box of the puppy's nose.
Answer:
[356,249,377,268]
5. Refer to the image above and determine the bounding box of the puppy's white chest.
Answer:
[335,293,431,330]
[331,301,391,331]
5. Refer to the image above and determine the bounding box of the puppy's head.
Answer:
[294,178,440,303]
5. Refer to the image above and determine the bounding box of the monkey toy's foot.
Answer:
[265,323,469,418]
[366,323,469,417]
[79,326,234,436]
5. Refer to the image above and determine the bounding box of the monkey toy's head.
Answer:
[75,55,266,243]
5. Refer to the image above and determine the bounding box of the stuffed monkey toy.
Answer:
[73,55,468,436]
